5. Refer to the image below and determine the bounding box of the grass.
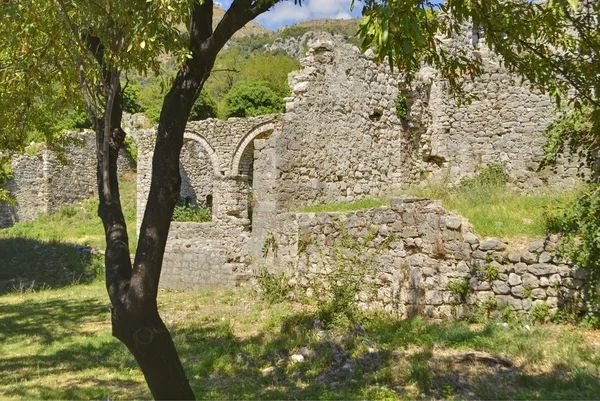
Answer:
[0,172,137,250]
[1,283,599,400]
[407,179,576,239]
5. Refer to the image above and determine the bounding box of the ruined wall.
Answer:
[407,30,584,190]
[0,132,134,228]
[251,198,590,318]
[275,37,416,208]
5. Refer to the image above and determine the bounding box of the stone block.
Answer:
[515,262,528,274]
[521,252,538,264]
[528,241,545,253]
[479,238,506,251]
[522,273,540,288]
[492,280,511,295]
[511,285,525,298]
[528,263,558,275]
[508,273,522,286]
[445,216,462,230]
[539,252,553,263]
[531,288,547,300]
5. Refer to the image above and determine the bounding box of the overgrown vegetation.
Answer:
[395,93,408,119]
[299,198,386,213]
[547,184,600,325]
[409,165,576,238]
[171,201,211,223]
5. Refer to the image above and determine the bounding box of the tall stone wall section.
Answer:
[407,30,585,190]
[251,199,591,318]
[275,37,417,208]
[0,132,134,228]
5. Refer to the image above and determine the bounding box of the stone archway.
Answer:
[183,131,221,176]
[229,121,276,178]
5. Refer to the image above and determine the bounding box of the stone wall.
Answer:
[135,115,281,231]
[250,198,590,318]
[276,38,416,207]
[406,29,585,190]
[0,132,134,228]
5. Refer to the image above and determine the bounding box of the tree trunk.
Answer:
[94,1,283,399]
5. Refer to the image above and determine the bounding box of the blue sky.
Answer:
[215,0,362,30]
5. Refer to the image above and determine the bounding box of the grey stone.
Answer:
[521,252,538,264]
[445,216,462,230]
[508,273,522,286]
[522,273,540,288]
[492,280,511,295]
[539,252,553,263]
[479,239,506,251]
[527,264,558,275]
[528,241,545,253]
[464,232,479,245]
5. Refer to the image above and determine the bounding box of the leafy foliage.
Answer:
[189,91,218,121]
[122,82,143,114]
[395,94,408,119]
[224,81,285,118]
[172,202,211,223]
[551,185,600,324]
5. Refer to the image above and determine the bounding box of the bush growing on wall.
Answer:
[224,81,284,118]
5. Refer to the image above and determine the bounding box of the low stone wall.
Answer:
[251,197,590,318]
[161,218,252,289]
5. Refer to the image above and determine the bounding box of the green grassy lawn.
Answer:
[407,182,576,239]
[1,283,599,400]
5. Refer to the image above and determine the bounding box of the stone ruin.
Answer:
[136,33,592,317]
[1,32,593,317]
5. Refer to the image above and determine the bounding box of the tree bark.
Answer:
[93,1,284,399]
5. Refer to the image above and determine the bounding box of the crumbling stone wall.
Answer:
[276,38,416,207]
[406,30,585,190]
[0,132,134,228]
[251,198,589,318]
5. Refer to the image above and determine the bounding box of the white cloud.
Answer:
[256,2,312,28]
[256,0,359,30]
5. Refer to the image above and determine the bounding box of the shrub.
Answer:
[446,279,470,300]
[223,81,284,118]
[122,82,143,113]
[189,90,218,121]
[255,265,289,304]
[395,94,408,119]
[172,202,211,223]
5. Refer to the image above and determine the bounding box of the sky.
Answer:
[215,0,362,30]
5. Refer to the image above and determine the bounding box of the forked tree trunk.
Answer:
[93,1,279,399]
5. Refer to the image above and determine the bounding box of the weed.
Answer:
[531,302,550,323]
[446,279,470,300]
[395,94,408,119]
[523,286,533,299]
[299,198,386,213]
[255,265,289,304]
[59,204,77,218]
[407,167,577,238]
[486,264,500,281]
[261,232,278,258]
[172,201,211,223]
[477,298,498,318]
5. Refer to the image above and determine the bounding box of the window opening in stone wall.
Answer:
[206,194,213,213]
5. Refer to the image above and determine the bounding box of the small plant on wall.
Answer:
[395,93,408,119]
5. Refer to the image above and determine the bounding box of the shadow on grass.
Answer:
[173,312,600,400]
[0,294,144,400]
[0,237,103,295]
